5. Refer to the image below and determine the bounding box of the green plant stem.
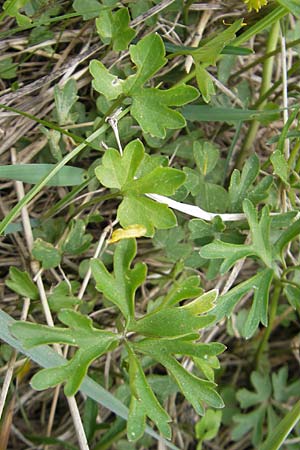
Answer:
[255,283,281,367]
[236,21,280,169]
[259,400,300,450]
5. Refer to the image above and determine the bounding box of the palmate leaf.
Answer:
[90,33,199,137]
[91,239,147,321]
[11,309,120,396]
[95,140,185,235]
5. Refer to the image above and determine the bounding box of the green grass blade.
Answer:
[182,105,280,122]
[0,164,86,186]
[260,400,300,450]
[0,309,180,450]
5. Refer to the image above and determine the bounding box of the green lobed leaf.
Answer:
[62,219,92,255]
[130,85,199,138]
[5,267,39,300]
[11,309,120,396]
[242,269,273,339]
[233,406,267,446]
[200,240,253,274]
[32,238,61,269]
[129,307,214,338]
[133,339,224,414]
[91,239,147,320]
[175,20,244,65]
[237,372,272,409]
[243,200,273,269]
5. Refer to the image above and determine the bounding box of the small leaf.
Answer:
[72,0,102,20]
[96,8,135,51]
[193,141,219,176]
[237,371,272,408]
[243,269,273,339]
[62,219,92,255]
[270,150,289,185]
[195,409,222,448]
[228,154,260,212]
[32,238,61,269]
[48,282,82,312]
[180,20,244,65]
[109,225,147,243]
[200,240,252,274]
[54,79,78,125]
[5,267,39,300]
[133,338,225,414]
[0,58,17,80]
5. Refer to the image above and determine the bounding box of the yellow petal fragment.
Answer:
[244,0,268,12]
[109,225,147,244]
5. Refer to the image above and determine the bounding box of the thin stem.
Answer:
[236,21,280,169]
